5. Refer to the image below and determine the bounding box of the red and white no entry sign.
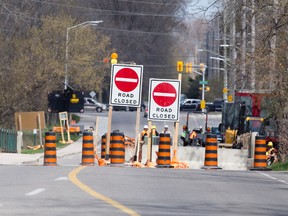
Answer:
[148,79,181,122]
[115,68,139,92]
[153,82,177,107]
[110,64,143,107]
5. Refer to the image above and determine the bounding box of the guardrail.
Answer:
[0,128,18,153]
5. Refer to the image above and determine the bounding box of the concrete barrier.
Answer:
[140,145,249,170]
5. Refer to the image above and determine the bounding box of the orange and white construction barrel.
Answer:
[156,133,172,168]
[81,131,95,166]
[202,133,221,169]
[250,135,271,171]
[44,131,57,166]
[110,131,125,166]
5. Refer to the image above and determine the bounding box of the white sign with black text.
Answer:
[148,78,181,122]
[109,64,143,107]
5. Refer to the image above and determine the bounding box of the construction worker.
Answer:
[141,125,149,141]
[162,125,171,134]
[181,125,189,146]
[151,125,159,136]
[138,125,149,162]
[266,141,278,165]
[189,130,197,146]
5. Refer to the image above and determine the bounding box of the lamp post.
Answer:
[64,20,103,90]
[198,49,228,101]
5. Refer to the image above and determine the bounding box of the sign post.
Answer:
[148,79,181,162]
[107,64,143,161]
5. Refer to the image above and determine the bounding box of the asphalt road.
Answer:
[0,165,287,216]
[78,110,222,138]
[1,111,288,215]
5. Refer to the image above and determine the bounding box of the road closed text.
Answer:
[150,107,176,120]
[113,93,137,105]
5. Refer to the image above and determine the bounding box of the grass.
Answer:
[269,161,288,171]
[21,133,81,154]
[21,113,82,154]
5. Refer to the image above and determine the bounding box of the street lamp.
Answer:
[197,49,226,59]
[199,48,229,102]
[64,20,103,90]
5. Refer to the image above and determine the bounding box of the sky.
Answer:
[188,0,220,20]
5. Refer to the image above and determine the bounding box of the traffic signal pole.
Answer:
[173,61,183,152]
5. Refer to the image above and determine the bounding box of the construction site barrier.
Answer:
[101,134,107,159]
[202,133,221,169]
[250,135,271,171]
[44,131,57,166]
[52,126,81,134]
[110,131,125,166]
[81,131,95,166]
[157,133,172,168]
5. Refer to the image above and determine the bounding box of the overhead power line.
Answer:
[24,0,194,18]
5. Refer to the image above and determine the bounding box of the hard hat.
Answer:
[152,125,156,129]
[164,125,168,128]
[268,142,273,147]
[144,125,148,129]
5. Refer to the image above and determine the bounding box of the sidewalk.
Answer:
[0,138,83,165]
[0,115,108,166]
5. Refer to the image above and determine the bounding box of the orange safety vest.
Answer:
[190,131,197,139]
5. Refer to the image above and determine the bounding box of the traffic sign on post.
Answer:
[148,78,181,122]
[109,64,143,107]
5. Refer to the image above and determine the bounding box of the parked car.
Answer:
[213,98,224,111]
[84,97,106,112]
[180,99,201,111]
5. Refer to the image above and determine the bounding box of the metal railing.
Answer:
[0,128,17,153]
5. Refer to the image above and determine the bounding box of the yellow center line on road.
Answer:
[69,166,141,216]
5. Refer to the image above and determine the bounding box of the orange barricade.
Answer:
[156,133,172,168]
[250,135,271,171]
[52,126,80,134]
[44,131,57,166]
[101,134,107,159]
[69,126,81,134]
[202,133,221,169]
[52,126,62,133]
[81,131,95,166]
[110,131,125,166]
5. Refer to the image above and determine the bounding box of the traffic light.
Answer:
[189,62,192,73]
[200,100,206,109]
[177,61,183,72]
[223,88,228,93]
[185,62,192,73]
[199,63,205,72]
[228,95,233,102]
[199,86,210,91]
[111,52,118,64]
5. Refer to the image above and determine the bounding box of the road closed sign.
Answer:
[148,78,181,122]
[110,64,143,107]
